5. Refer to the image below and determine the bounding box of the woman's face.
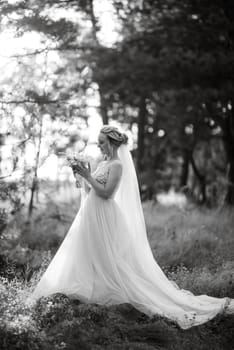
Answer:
[97,133,110,155]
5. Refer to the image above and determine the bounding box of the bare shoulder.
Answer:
[109,160,122,174]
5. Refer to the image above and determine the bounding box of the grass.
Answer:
[144,202,234,271]
[0,193,234,350]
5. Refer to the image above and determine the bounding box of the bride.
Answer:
[32,125,233,329]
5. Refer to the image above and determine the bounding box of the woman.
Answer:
[32,125,233,329]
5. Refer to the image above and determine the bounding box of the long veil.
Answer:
[115,144,164,274]
[115,144,229,325]
[115,145,150,246]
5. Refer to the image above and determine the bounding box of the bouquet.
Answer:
[66,153,90,188]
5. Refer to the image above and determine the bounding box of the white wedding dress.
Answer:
[32,145,231,329]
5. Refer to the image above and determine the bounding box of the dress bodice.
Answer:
[91,160,121,198]
[92,161,110,186]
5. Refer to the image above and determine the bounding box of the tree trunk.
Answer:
[225,160,234,205]
[137,96,147,171]
[222,1,234,51]
[28,115,43,217]
[88,0,108,125]
[99,85,109,125]
[28,178,38,216]
[190,154,207,204]
[223,113,234,205]
[89,0,99,42]
[220,1,234,204]
[0,133,5,176]
[180,149,190,188]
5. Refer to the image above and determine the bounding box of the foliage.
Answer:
[0,0,233,205]
[145,202,234,269]
[0,181,23,243]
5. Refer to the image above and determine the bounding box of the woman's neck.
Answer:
[106,148,119,161]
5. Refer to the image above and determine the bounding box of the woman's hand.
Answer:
[74,162,91,180]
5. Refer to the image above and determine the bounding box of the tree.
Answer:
[1,0,234,205]
[110,0,234,203]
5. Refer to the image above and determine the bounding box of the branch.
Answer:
[0,99,59,105]
[0,44,97,59]
[0,137,31,147]
[0,99,103,109]
[0,173,13,180]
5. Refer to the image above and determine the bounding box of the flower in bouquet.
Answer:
[66,153,90,188]
[66,153,89,172]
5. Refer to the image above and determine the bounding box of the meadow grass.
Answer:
[0,197,234,349]
[145,202,234,271]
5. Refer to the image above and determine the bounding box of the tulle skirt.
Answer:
[32,190,229,329]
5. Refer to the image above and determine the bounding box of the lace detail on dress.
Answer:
[93,162,110,187]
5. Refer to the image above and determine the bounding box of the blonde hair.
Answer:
[100,126,128,147]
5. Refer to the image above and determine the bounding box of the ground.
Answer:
[0,189,234,350]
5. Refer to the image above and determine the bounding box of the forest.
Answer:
[0,1,234,349]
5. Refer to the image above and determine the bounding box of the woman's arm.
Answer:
[87,162,122,199]
[75,161,122,199]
